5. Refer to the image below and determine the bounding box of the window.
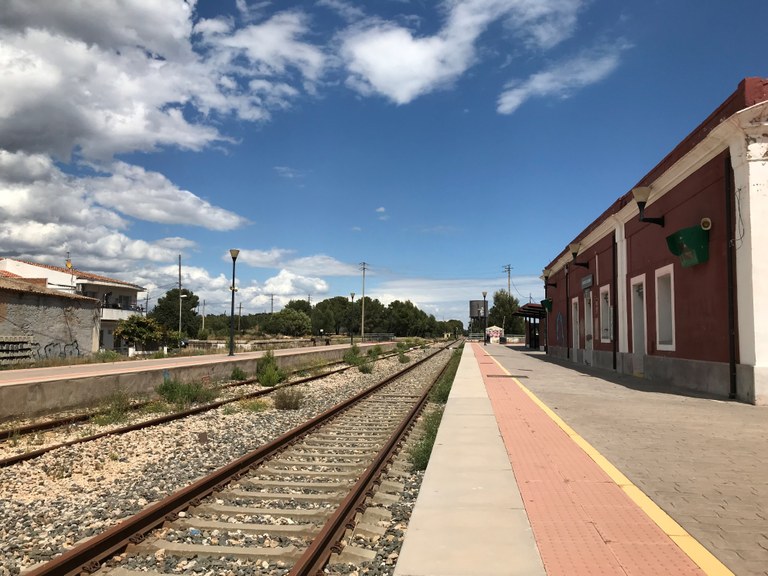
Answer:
[655,264,675,351]
[599,285,611,343]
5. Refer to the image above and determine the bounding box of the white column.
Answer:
[614,218,629,354]
[730,121,768,403]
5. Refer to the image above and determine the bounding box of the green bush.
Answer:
[366,345,382,360]
[156,378,217,407]
[231,366,247,381]
[273,387,304,410]
[408,407,444,471]
[358,362,373,374]
[398,351,411,364]
[343,345,364,366]
[257,350,285,387]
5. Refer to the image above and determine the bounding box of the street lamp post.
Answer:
[482,290,488,346]
[178,293,187,349]
[229,249,239,356]
[349,292,355,345]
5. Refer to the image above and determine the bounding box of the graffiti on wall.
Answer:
[31,340,82,360]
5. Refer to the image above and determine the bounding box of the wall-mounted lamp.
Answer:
[631,186,665,227]
[568,242,590,269]
[542,268,557,288]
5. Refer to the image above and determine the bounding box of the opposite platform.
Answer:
[394,343,767,575]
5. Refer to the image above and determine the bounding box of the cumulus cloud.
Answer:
[263,269,329,296]
[340,0,585,104]
[0,1,324,276]
[497,44,626,114]
[91,162,248,230]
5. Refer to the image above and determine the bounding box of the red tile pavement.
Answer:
[472,344,705,576]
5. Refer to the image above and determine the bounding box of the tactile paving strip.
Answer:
[472,344,706,576]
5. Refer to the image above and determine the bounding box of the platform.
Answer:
[394,343,768,576]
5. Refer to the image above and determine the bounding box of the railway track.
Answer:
[23,345,451,576]
[0,349,409,468]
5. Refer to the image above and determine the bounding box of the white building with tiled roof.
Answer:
[0,258,146,350]
[0,276,101,363]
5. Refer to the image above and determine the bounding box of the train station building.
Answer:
[541,77,768,405]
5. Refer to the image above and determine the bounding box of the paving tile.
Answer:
[487,344,768,576]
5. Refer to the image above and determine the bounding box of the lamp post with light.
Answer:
[178,293,188,349]
[229,249,239,356]
[482,290,488,346]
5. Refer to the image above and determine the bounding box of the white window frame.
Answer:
[599,284,611,343]
[655,264,675,351]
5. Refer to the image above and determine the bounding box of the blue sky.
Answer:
[1,0,766,325]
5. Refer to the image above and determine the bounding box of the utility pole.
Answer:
[238,302,242,331]
[202,299,206,330]
[503,264,512,295]
[270,294,274,314]
[360,262,367,343]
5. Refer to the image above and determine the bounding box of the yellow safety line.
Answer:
[484,351,735,576]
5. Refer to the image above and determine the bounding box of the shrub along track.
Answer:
[0,348,412,468]
[22,346,453,576]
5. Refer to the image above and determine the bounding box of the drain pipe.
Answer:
[724,155,738,399]
[612,230,618,371]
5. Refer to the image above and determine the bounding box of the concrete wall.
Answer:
[0,342,395,419]
[0,291,100,362]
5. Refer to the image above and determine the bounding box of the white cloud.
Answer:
[285,255,361,276]
[263,269,329,296]
[318,0,366,23]
[237,248,295,268]
[91,162,249,230]
[497,44,626,114]
[340,0,585,104]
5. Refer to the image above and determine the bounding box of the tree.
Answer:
[488,289,522,334]
[285,299,312,317]
[264,307,311,336]
[149,288,200,338]
[114,315,163,349]
[313,296,351,334]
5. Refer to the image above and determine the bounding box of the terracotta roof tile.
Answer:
[0,258,145,291]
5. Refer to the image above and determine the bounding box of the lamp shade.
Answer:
[229,248,240,259]
[631,186,651,204]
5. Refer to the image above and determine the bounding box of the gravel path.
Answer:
[0,348,440,576]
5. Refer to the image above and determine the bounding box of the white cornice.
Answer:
[546,100,768,276]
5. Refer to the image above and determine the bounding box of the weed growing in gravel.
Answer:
[343,345,364,366]
[238,399,269,412]
[429,345,463,404]
[91,391,132,426]
[156,378,217,407]
[93,349,123,363]
[398,351,411,364]
[230,366,248,381]
[273,388,304,410]
[366,345,382,361]
[257,350,286,387]
[139,400,169,414]
[408,407,444,471]
[358,362,373,374]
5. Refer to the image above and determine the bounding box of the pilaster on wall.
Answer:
[613,218,629,354]
[729,110,768,403]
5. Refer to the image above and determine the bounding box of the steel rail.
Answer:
[289,353,453,575]
[0,354,393,467]
[23,345,447,576]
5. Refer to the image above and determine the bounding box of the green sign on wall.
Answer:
[666,226,710,267]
